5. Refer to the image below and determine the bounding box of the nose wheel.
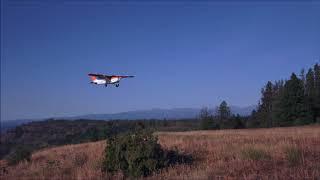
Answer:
[115,84,119,87]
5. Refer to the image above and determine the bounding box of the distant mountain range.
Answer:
[69,106,256,120]
[1,105,256,131]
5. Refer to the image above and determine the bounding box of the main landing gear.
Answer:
[105,83,119,87]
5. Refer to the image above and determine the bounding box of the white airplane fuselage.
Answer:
[91,77,121,86]
[91,78,107,85]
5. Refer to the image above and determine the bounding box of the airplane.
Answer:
[88,73,135,87]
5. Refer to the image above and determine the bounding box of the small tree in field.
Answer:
[102,130,192,178]
[217,101,231,120]
[215,101,232,129]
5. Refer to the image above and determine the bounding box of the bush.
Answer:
[241,147,271,161]
[6,146,32,165]
[284,146,302,166]
[102,130,192,177]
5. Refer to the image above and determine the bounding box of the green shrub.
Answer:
[102,130,192,177]
[241,147,271,161]
[6,146,32,165]
[284,146,302,166]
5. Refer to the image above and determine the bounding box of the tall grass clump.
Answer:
[102,130,192,178]
[284,146,302,166]
[240,146,271,161]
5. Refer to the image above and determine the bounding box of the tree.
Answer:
[314,63,320,122]
[275,73,312,126]
[217,101,231,120]
[247,110,260,128]
[272,80,285,126]
[163,118,168,127]
[305,68,315,121]
[300,69,306,90]
[258,81,274,127]
[102,130,192,177]
[199,107,213,130]
[232,114,245,129]
[216,101,231,129]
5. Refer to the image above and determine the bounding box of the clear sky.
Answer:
[1,0,320,120]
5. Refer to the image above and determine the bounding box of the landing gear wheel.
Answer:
[116,84,119,87]
[105,84,108,87]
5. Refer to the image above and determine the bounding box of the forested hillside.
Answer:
[0,119,198,159]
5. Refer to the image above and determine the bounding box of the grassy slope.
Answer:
[1,125,320,179]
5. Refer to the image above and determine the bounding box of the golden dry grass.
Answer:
[153,126,320,179]
[0,141,108,180]
[1,125,320,179]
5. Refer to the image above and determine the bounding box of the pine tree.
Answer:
[305,68,315,121]
[300,69,306,91]
[258,81,274,127]
[272,80,285,126]
[276,73,312,126]
[233,114,245,129]
[247,110,260,128]
[314,63,320,122]
[217,101,231,120]
[216,101,231,129]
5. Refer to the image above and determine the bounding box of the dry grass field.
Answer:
[1,125,320,179]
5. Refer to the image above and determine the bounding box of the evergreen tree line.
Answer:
[199,63,320,130]
[249,63,320,127]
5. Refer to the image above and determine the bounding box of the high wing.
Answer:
[88,73,134,79]
[88,73,108,79]
[113,75,135,78]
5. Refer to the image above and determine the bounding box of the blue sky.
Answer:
[1,0,320,120]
